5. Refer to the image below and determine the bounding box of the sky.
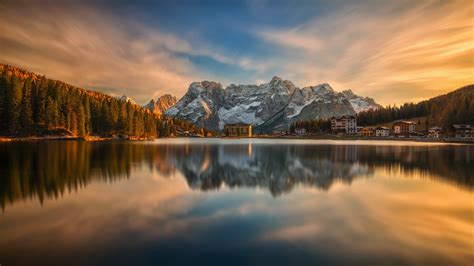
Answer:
[0,0,472,105]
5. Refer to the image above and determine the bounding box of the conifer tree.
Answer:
[7,74,23,134]
[0,67,8,132]
[77,105,86,137]
[20,79,33,131]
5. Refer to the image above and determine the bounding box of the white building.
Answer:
[375,127,390,137]
[295,128,307,135]
[331,115,357,135]
[453,124,473,139]
[428,127,442,138]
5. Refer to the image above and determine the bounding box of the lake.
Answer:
[0,139,472,265]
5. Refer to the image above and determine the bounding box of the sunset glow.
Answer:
[1,0,472,105]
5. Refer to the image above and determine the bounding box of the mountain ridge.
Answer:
[143,94,177,116]
[165,76,381,131]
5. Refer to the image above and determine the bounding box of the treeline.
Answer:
[357,85,474,129]
[158,118,216,137]
[0,64,206,138]
[2,140,472,208]
[0,142,134,209]
[289,119,331,134]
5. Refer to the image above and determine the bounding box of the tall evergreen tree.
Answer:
[45,96,59,129]
[20,79,33,131]
[7,74,23,134]
[77,106,86,137]
[0,67,8,132]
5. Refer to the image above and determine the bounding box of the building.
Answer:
[375,127,390,137]
[427,127,442,138]
[393,120,416,136]
[294,128,307,135]
[272,131,286,136]
[452,124,473,139]
[331,115,357,135]
[224,124,252,137]
[359,127,374,137]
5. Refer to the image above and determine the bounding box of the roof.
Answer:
[224,123,252,127]
[331,115,356,120]
[452,124,471,129]
[375,127,390,130]
[393,120,416,125]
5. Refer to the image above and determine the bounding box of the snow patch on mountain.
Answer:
[341,89,381,113]
[117,95,137,105]
[165,77,381,131]
[165,81,224,128]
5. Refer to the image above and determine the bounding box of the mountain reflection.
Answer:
[0,141,472,209]
[171,144,373,195]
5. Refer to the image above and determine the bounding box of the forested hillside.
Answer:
[357,85,474,130]
[0,64,202,138]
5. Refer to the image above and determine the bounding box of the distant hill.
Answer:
[357,85,474,131]
[0,64,201,138]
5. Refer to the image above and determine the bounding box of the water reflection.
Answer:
[1,140,472,209]
[173,144,373,195]
[0,140,473,265]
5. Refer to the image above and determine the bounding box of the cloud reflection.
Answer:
[0,140,472,265]
[1,140,473,209]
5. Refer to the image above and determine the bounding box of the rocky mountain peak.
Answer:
[118,95,137,105]
[270,76,284,82]
[339,89,382,113]
[268,76,297,95]
[308,83,334,94]
[165,78,381,132]
[157,94,177,105]
[144,94,177,116]
[341,89,354,96]
[187,81,224,97]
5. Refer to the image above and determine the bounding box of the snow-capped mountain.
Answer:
[218,76,296,128]
[341,89,382,113]
[117,95,137,105]
[165,77,381,131]
[165,81,225,129]
[143,94,177,116]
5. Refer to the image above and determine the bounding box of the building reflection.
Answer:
[0,141,472,209]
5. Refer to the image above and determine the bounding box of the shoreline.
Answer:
[0,136,155,142]
[253,135,474,144]
[1,135,473,144]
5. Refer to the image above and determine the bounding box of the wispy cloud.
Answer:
[257,0,474,105]
[0,1,261,103]
[0,1,472,105]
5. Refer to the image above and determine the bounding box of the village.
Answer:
[327,115,473,140]
[222,116,474,141]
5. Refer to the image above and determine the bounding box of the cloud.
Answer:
[257,0,474,105]
[0,1,261,104]
[1,1,472,105]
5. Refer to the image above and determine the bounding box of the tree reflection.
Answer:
[0,141,472,209]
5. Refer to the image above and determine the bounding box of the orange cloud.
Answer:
[0,1,256,103]
[258,1,474,105]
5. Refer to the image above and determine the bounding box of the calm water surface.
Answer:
[0,139,473,265]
